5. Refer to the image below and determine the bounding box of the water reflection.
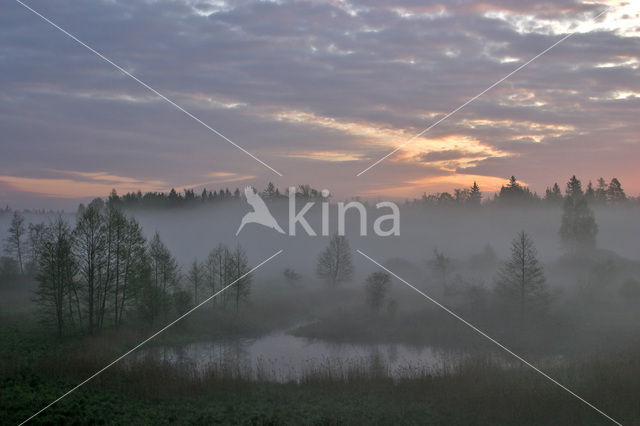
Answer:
[134,331,465,382]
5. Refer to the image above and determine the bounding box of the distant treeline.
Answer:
[100,183,326,210]
[100,175,638,209]
[415,175,634,207]
[1,176,636,215]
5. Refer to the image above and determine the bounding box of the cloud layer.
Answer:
[1,0,638,207]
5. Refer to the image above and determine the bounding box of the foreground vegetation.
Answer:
[2,312,640,425]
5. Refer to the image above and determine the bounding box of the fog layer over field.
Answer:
[2,186,640,424]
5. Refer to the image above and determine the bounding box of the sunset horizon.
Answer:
[2,0,639,209]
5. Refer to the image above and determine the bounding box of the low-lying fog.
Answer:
[4,201,637,284]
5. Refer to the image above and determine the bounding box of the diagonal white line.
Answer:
[356,7,611,176]
[356,249,622,426]
[14,0,283,177]
[19,249,283,425]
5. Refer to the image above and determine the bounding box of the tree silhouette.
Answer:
[498,176,534,203]
[429,249,453,294]
[34,217,78,336]
[607,178,626,203]
[263,182,277,199]
[585,181,595,201]
[316,234,353,287]
[495,231,549,329]
[364,271,391,314]
[228,245,251,312]
[205,244,230,305]
[544,183,562,203]
[115,216,147,326]
[454,188,470,204]
[559,196,598,251]
[468,181,482,206]
[565,175,583,198]
[27,222,46,272]
[595,177,608,203]
[149,232,180,322]
[73,200,107,335]
[4,211,26,274]
[188,258,204,305]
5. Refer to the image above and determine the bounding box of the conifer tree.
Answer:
[565,175,583,198]
[495,231,549,329]
[607,178,626,203]
[468,181,482,206]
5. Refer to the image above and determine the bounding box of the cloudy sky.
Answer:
[1,0,639,208]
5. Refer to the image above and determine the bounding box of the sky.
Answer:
[1,0,639,209]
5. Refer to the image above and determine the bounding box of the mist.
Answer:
[2,182,640,425]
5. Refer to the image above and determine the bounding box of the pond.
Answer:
[132,330,469,382]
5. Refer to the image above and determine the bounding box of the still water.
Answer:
[134,330,466,382]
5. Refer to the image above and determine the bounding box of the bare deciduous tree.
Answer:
[149,232,180,322]
[205,244,230,304]
[4,211,26,274]
[74,201,107,335]
[316,234,353,287]
[228,245,251,312]
[188,258,204,305]
[34,217,78,336]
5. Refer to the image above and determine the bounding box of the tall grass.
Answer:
[4,330,640,424]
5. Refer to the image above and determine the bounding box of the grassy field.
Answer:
[2,312,639,425]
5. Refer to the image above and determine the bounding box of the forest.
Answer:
[1,175,639,424]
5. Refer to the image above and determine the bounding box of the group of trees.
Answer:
[500,175,630,206]
[0,174,631,337]
[2,201,252,336]
[313,229,551,328]
[10,203,158,335]
[96,183,329,211]
[1,213,50,280]
[314,233,395,315]
[550,176,627,205]
[420,181,483,206]
[412,175,634,207]
[497,176,537,204]
[423,232,551,330]
[559,176,599,252]
[108,187,243,210]
[186,244,252,313]
[2,176,630,220]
